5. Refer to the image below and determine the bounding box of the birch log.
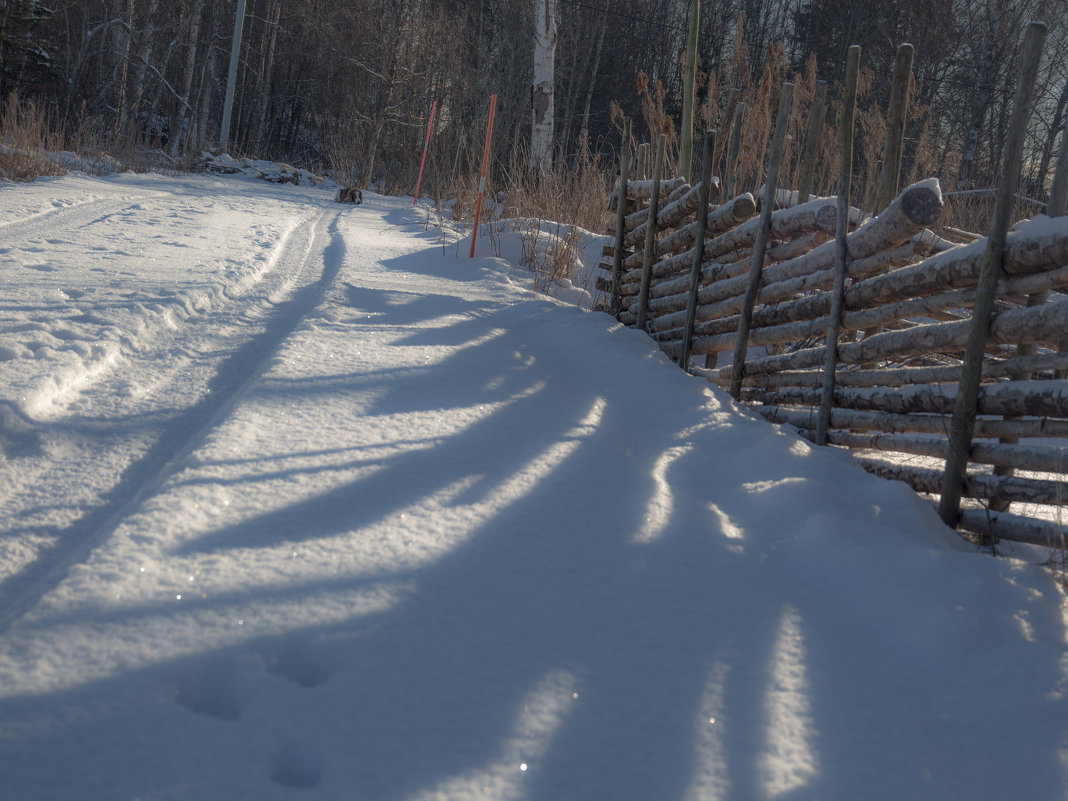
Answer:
[623,182,691,234]
[859,458,1068,506]
[823,431,1068,473]
[727,297,1068,377]
[623,182,697,243]
[623,193,756,270]
[957,508,1068,548]
[663,264,1068,356]
[754,404,1068,439]
[747,378,1068,418]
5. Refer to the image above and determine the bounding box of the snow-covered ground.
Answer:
[0,171,1066,801]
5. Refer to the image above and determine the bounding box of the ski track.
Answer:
[0,191,346,633]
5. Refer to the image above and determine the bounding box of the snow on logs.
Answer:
[608,167,1068,533]
[627,180,944,329]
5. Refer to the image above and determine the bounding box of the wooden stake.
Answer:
[797,81,827,204]
[874,44,914,214]
[637,134,667,330]
[610,118,632,316]
[714,87,741,180]
[724,101,745,199]
[1050,106,1068,216]
[729,84,794,397]
[679,130,717,368]
[680,0,700,181]
[938,21,1047,527]
[816,47,861,446]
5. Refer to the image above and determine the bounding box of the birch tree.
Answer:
[530,0,556,175]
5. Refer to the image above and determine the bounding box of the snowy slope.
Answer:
[0,172,1066,801]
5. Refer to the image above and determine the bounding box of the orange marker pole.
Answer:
[469,94,497,258]
[413,100,436,206]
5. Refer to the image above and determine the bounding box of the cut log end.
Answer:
[900,186,944,227]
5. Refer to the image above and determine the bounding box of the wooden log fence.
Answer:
[598,27,1068,552]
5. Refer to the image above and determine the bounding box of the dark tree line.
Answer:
[0,0,1065,199]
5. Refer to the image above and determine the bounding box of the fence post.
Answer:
[637,142,650,181]
[713,87,740,181]
[724,101,746,199]
[874,44,914,215]
[680,0,700,181]
[637,134,667,331]
[994,80,1068,502]
[610,118,632,317]
[797,81,827,204]
[815,46,861,446]
[938,21,1047,527]
[1051,109,1068,216]
[729,84,794,398]
[679,130,717,368]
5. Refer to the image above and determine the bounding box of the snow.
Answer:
[0,170,1066,801]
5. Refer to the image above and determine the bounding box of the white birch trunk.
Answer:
[530,0,557,175]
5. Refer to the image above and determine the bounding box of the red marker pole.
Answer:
[413,100,436,206]
[469,94,497,258]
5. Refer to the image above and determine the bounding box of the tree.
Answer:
[530,0,556,174]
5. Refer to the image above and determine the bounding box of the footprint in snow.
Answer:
[173,657,244,721]
[270,744,323,790]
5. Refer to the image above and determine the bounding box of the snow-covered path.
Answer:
[1,173,1066,800]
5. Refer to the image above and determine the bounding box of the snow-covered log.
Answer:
[730,352,1068,389]
[623,182,692,235]
[659,265,1068,357]
[611,175,687,205]
[635,183,946,331]
[740,218,1068,334]
[856,458,1068,506]
[753,405,1068,439]
[731,299,1068,377]
[843,213,1068,311]
[822,431,1068,473]
[623,193,757,269]
[957,508,1068,547]
[745,377,1068,419]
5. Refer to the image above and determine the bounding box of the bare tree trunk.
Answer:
[170,1,203,156]
[252,0,282,155]
[1036,78,1068,202]
[575,12,607,166]
[127,0,160,136]
[530,0,557,175]
[958,2,1003,185]
[112,0,135,135]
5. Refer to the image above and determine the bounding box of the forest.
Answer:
[0,0,1066,209]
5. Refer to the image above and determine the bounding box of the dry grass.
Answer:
[0,93,64,181]
[502,144,610,292]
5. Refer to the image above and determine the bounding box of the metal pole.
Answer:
[220,0,247,152]
[469,94,498,258]
[414,101,437,206]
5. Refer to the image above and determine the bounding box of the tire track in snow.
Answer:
[0,190,159,239]
[0,209,348,634]
[2,192,310,421]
